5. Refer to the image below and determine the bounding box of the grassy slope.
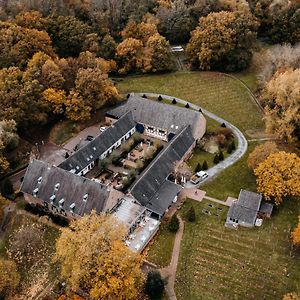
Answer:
[146,221,176,267]
[117,71,264,135]
[176,199,300,300]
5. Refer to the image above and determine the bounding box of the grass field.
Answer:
[117,71,264,135]
[146,221,176,267]
[201,142,258,200]
[176,199,300,300]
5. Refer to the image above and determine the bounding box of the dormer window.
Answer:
[83,194,88,202]
[37,177,42,184]
[59,198,65,207]
[50,195,56,204]
[93,147,96,151]
[87,157,90,162]
[33,188,39,197]
[54,183,60,191]
[76,166,80,170]
[90,155,93,159]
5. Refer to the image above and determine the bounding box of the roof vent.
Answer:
[70,203,75,211]
[33,188,39,197]
[50,195,56,204]
[54,183,60,191]
[59,198,65,207]
[175,126,179,129]
[37,177,42,184]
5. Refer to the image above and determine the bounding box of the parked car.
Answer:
[190,171,208,184]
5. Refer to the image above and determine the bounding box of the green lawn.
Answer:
[117,71,264,135]
[146,221,176,268]
[176,198,300,300]
[201,142,258,200]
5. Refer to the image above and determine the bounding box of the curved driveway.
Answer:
[135,92,248,187]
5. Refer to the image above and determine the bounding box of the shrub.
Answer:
[158,95,163,101]
[213,154,220,164]
[227,143,233,154]
[199,108,202,112]
[126,94,130,99]
[202,160,208,170]
[217,128,233,139]
[185,103,190,108]
[0,178,14,198]
[172,98,177,104]
[144,271,165,300]
[195,162,202,173]
[221,122,226,127]
[186,206,196,222]
[142,94,147,98]
[218,151,224,161]
[231,140,236,150]
[168,214,179,233]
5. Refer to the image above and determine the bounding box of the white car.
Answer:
[190,171,208,184]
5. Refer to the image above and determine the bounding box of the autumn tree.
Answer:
[42,88,67,115]
[0,119,19,150]
[283,292,300,300]
[0,258,20,297]
[15,10,47,30]
[186,11,258,71]
[261,69,300,143]
[99,34,117,60]
[65,90,91,121]
[291,216,300,246]
[247,142,279,171]
[54,213,143,299]
[0,21,54,69]
[117,19,173,73]
[254,151,300,205]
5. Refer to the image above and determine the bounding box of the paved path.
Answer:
[160,215,184,300]
[136,93,248,188]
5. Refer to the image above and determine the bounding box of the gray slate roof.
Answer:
[259,202,274,215]
[59,112,135,173]
[130,126,195,215]
[227,190,263,225]
[21,160,111,216]
[227,203,258,225]
[107,94,202,135]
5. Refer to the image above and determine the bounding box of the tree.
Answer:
[227,143,233,154]
[116,38,144,74]
[172,98,177,104]
[291,216,300,247]
[0,177,14,197]
[65,90,91,121]
[54,213,143,299]
[168,214,179,232]
[74,67,119,112]
[0,119,19,150]
[15,10,47,30]
[202,160,208,170]
[42,88,66,115]
[186,11,258,71]
[213,154,219,164]
[186,206,196,222]
[46,15,93,57]
[218,151,224,161]
[0,258,20,297]
[283,293,300,300]
[195,162,202,173]
[99,34,117,60]
[144,271,165,300]
[247,142,279,171]
[254,152,300,205]
[0,21,54,69]
[231,140,236,150]
[261,69,300,143]
[185,103,190,108]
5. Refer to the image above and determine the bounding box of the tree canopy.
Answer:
[54,213,143,300]
[186,11,258,71]
[254,151,300,205]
